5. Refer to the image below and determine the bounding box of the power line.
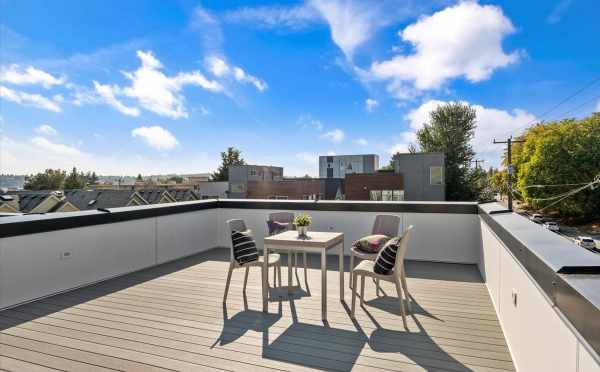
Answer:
[550,93,600,121]
[524,75,600,127]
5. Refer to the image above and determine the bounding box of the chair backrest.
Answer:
[372,214,401,237]
[226,219,248,261]
[394,225,413,276]
[267,212,295,235]
[268,212,294,224]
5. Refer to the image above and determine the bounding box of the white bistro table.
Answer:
[263,230,344,320]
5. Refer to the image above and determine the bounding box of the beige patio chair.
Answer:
[351,225,413,329]
[349,214,401,292]
[223,219,282,303]
[267,212,307,282]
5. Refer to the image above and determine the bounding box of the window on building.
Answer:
[370,190,403,201]
[369,190,382,201]
[430,166,443,185]
[392,190,404,201]
[249,169,257,176]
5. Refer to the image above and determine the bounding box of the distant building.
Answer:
[393,153,445,201]
[228,165,283,198]
[345,172,404,201]
[1,191,78,213]
[168,189,200,202]
[246,178,344,200]
[196,181,228,199]
[64,189,148,210]
[137,189,177,204]
[319,154,379,179]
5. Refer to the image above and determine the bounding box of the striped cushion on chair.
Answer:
[231,230,259,265]
[374,237,401,275]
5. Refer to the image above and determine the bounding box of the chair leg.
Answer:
[243,266,250,293]
[223,263,234,303]
[349,254,355,289]
[351,273,358,317]
[376,279,381,297]
[303,252,308,276]
[394,276,408,329]
[360,275,366,306]
[277,264,282,287]
[401,270,411,313]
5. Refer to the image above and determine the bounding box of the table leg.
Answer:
[321,249,327,321]
[339,239,344,302]
[263,245,269,312]
[288,249,293,293]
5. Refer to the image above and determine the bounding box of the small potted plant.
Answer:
[294,214,312,238]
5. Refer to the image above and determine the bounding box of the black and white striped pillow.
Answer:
[231,230,259,265]
[374,237,401,275]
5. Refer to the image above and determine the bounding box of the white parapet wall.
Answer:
[218,207,481,263]
[479,214,600,372]
[0,208,219,310]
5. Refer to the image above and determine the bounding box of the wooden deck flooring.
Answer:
[0,248,514,372]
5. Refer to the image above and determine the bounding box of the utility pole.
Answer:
[493,136,525,211]
[471,159,485,169]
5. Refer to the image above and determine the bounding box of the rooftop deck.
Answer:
[0,248,514,372]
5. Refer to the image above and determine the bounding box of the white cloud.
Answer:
[0,85,62,112]
[321,128,345,143]
[297,113,323,131]
[31,137,82,156]
[354,138,369,146]
[370,2,521,99]
[93,50,223,119]
[547,0,572,24]
[365,98,378,112]
[387,131,417,154]
[2,135,217,175]
[225,1,431,60]
[205,55,267,92]
[310,0,382,60]
[0,64,64,88]
[401,100,536,165]
[131,125,178,150]
[225,4,318,29]
[35,124,58,136]
[93,81,140,117]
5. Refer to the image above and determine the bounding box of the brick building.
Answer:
[344,172,405,201]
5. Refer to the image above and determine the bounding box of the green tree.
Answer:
[136,174,143,181]
[416,102,478,200]
[64,167,87,189]
[511,114,600,219]
[211,147,246,181]
[24,169,66,190]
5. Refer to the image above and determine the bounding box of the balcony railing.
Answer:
[0,199,599,371]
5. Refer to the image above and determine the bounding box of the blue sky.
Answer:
[1,0,599,176]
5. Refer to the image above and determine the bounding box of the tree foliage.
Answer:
[416,102,480,201]
[211,147,246,181]
[510,114,600,219]
[64,167,87,189]
[24,169,66,190]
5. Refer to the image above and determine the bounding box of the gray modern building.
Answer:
[393,152,445,201]
[228,165,284,198]
[319,154,379,179]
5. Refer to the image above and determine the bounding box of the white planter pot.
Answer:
[297,226,308,237]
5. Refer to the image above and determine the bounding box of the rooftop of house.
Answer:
[63,189,145,210]
[0,200,598,372]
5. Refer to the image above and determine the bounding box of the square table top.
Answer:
[264,230,343,248]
